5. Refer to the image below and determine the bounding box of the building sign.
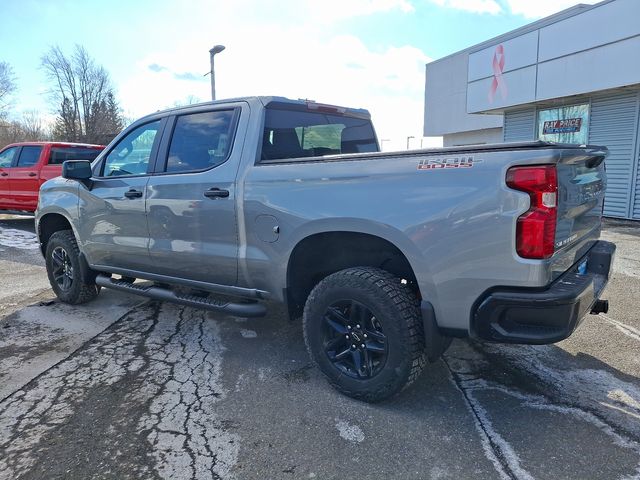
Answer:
[542,118,582,134]
[538,104,589,144]
[488,45,507,103]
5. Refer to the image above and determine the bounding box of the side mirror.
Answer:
[62,160,93,188]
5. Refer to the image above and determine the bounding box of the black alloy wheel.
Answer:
[45,230,100,305]
[50,246,74,292]
[303,267,426,402]
[323,300,387,379]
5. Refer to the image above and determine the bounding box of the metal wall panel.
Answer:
[633,105,640,219]
[468,30,538,82]
[465,0,640,114]
[588,91,640,219]
[503,109,535,143]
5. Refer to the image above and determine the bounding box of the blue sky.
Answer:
[0,0,596,148]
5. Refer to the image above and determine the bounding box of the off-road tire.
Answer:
[303,267,426,402]
[45,230,100,305]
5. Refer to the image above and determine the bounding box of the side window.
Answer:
[165,110,236,173]
[17,146,43,167]
[0,147,19,168]
[102,121,161,177]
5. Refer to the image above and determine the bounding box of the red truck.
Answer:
[0,142,104,214]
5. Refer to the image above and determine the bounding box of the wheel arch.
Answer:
[285,229,425,321]
[38,212,76,256]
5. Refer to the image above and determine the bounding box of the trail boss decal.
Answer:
[417,156,482,170]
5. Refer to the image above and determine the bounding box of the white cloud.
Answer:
[306,0,414,22]
[428,0,502,15]
[504,0,599,18]
[118,1,430,144]
[428,0,599,18]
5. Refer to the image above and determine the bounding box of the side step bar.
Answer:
[95,274,267,318]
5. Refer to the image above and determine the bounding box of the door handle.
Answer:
[124,189,143,199]
[204,188,230,199]
[28,172,37,177]
[0,172,7,177]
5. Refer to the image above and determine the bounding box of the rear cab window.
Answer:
[260,104,379,162]
[48,147,103,165]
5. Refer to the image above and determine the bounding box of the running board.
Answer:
[95,274,267,318]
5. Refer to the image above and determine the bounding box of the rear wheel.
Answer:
[303,267,426,402]
[45,230,100,304]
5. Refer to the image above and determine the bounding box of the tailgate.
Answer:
[552,146,607,276]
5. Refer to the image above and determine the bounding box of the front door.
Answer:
[77,119,163,272]
[146,107,242,286]
[10,145,43,211]
[0,146,19,209]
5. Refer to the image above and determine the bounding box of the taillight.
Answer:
[506,165,557,259]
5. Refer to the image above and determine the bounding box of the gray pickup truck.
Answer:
[35,96,615,401]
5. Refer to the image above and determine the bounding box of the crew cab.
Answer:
[0,142,104,213]
[35,97,615,401]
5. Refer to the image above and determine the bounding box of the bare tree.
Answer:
[0,111,50,148]
[172,95,202,108]
[0,62,17,119]
[21,110,46,140]
[41,45,123,144]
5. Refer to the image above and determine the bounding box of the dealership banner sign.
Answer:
[542,118,582,134]
[538,104,590,144]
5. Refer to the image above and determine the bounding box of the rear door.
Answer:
[9,145,43,211]
[146,105,242,285]
[0,146,20,209]
[77,120,164,271]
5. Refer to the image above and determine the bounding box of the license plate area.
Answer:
[577,259,588,275]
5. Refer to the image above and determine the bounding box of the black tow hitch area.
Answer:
[590,299,609,315]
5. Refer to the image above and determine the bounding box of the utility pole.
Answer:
[209,45,225,101]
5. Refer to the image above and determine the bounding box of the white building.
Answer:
[424,0,640,220]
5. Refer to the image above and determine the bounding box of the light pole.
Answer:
[209,45,225,101]
[406,135,414,150]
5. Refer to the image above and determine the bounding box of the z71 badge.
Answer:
[417,156,481,170]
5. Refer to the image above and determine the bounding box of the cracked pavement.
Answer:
[0,215,639,479]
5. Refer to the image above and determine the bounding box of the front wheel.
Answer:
[45,230,100,305]
[303,267,426,402]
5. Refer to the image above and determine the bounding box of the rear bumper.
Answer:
[472,240,615,344]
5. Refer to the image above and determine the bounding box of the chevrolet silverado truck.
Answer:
[35,96,615,402]
[0,142,104,214]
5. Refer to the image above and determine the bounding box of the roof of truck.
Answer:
[135,96,371,123]
[2,141,105,149]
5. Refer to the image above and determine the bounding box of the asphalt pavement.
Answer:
[0,214,639,480]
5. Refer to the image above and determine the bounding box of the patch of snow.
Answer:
[601,315,640,342]
[0,228,39,250]
[240,329,257,338]
[445,370,528,480]
[335,419,364,443]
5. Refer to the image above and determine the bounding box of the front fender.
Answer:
[36,178,80,247]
